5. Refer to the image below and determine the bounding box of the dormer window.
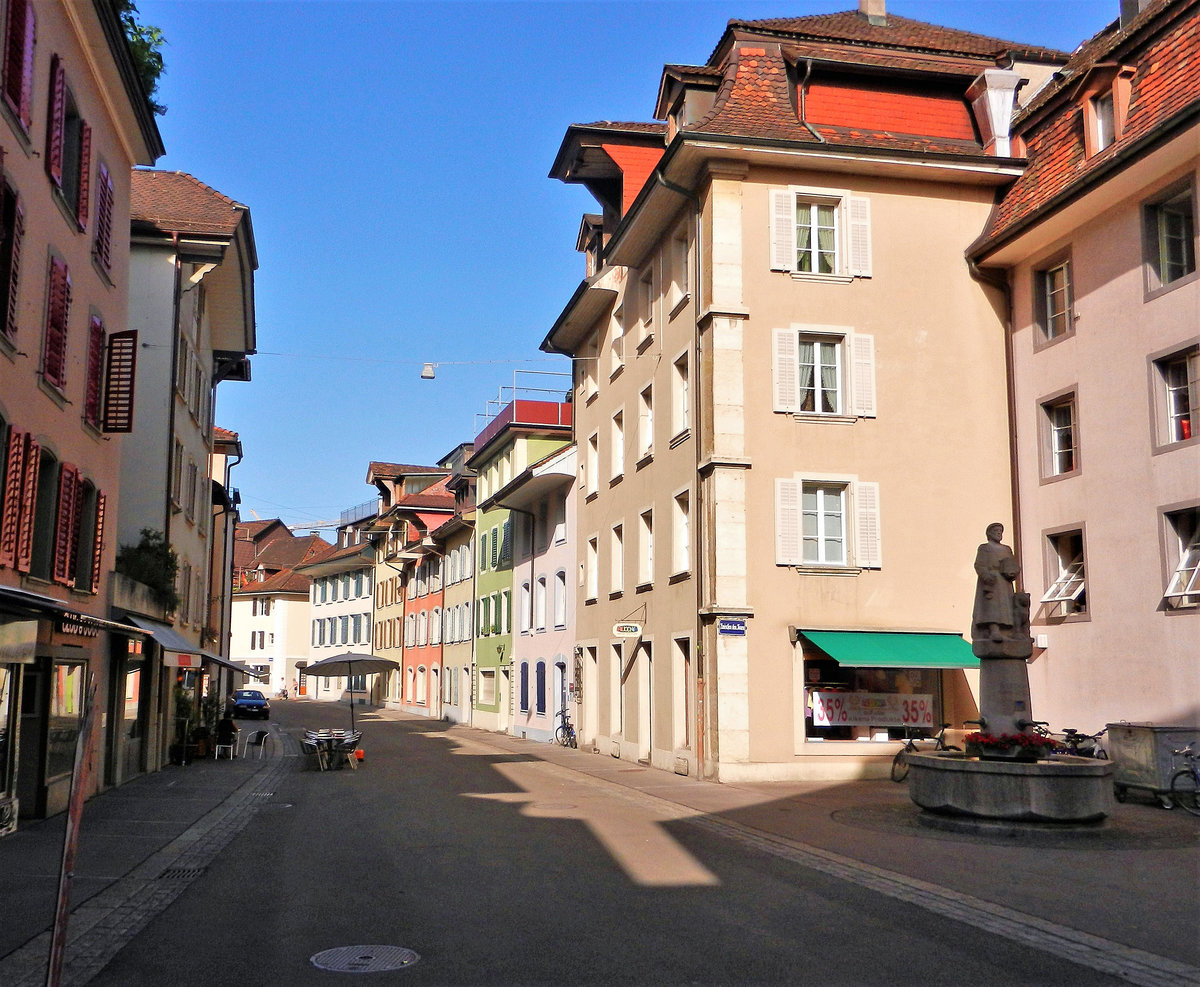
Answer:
[1092,92,1115,151]
[1079,64,1134,158]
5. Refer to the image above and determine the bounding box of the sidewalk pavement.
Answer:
[1,703,1197,985]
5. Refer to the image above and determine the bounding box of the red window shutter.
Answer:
[52,462,78,585]
[75,121,91,229]
[46,54,65,188]
[102,329,137,433]
[89,491,106,594]
[2,0,35,129]
[15,433,39,573]
[1,189,20,341]
[0,426,26,567]
[84,316,104,426]
[93,164,113,271]
[69,478,88,588]
[42,257,70,388]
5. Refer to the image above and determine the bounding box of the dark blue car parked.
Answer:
[228,689,270,720]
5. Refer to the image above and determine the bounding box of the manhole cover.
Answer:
[311,945,420,973]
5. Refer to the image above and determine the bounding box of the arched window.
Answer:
[519,581,531,633]
[448,550,457,585]
[418,610,428,646]
[534,576,547,632]
[554,570,567,628]
[416,666,428,705]
[430,607,442,645]
[519,662,530,712]
[535,662,547,715]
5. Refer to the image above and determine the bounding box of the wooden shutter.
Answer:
[847,196,872,278]
[775,478,802,566]
[52,462,78,584]
[102,329,137,432]
[46,55,66,188]
[93,164,113,270]
[854,481,882,569]
[0,426,26,566]
[15,433,39,572]
[75,121,91,229]
[84,316,104,426]
[772,328,799,412]
[89,491,105,593]
[769,189,796,272]
[42,258,70,388]
[3,0,35,128]
[849,333,877,418]
[4,195,23,340]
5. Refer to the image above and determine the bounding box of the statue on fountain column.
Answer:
[972,522,1032,659]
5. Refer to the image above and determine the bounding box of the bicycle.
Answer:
[891,723,960,782]
[1057,726,1107,758]
[554,707,578,749]
[1169,744,1200,816]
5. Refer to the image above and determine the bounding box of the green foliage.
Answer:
[116,0,167,116]
[116,528,179,611]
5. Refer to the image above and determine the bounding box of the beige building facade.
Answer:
[545,7,1070,781]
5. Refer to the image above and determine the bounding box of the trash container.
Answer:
[1105,722,1199,808]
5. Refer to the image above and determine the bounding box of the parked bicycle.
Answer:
[891,723,960,782]
[1169,744,1200,816]
[555,707,578,749]
[1057,726,1108,758]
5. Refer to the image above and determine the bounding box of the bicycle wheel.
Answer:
[1169,769,1200,816]
[568,730,578,750]
[891,748,909,782]
[554,725,569,747]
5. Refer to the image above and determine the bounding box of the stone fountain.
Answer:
[906,523,1114,824]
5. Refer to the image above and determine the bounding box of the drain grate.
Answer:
[249,791,275,798]
[311,945,421,973]
[158,866,206,882]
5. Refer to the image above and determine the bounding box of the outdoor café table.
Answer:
[305,729,358,770]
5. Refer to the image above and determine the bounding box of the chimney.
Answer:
[859,0,887,26]
[967,68,1023,157]
[1119,0,1153,29]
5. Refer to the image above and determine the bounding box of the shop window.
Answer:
[46,662,85,778]
[803,659,944,742]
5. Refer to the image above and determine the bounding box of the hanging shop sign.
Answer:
[811,691,935,728]
[612,622,643,638]
[163,651,202,669]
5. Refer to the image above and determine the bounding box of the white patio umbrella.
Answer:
[300,652,399,730]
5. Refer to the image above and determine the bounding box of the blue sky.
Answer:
[141,0,1117,532]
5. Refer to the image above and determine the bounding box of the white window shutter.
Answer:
[773,328,800,412]
[770,189,796,272]
[854,481,882,569]
[775,478,802,566]
[847,195,872,277]
[850,333,877,418]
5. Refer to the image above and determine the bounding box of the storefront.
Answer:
[797,630,979,748]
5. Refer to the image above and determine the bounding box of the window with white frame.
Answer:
[586,535,598,602]
[1035,257,1074,342]
[1041,529,1087,618]
[1145,185,1196,290]
[352,613,362,644]
[534,576,547,632]
[669,226,689,310]
[1163,507,1200,610]
[1092,92,1115,151]
[773,326,875,418]
[586,432,599,496]
[672,490,690,575]
[770,187,871,278]
[430,607,441,644]
[1040,393,1079,477]
[499,590,510,634]
[610,524,624,594]
[553,496,566,544]
[672,353,690,437]
[638,384,654,460]
[611,409,625,479]
[611,304,625,377]
[775,476,881,569]
[1154,346,1197,445]
[519,581,531,633]
[554,570,567,628]
[638,266,654,344]
[638,509,654,586]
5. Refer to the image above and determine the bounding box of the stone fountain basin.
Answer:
[907,751,1115,822]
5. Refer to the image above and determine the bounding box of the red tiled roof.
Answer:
[213,426,238,442]
[368,462,447,477]
[131,170,247,237]
[577,120,669,134]
[978,0,1200,249]
[253,533,331,569]
[725,11,1066,62]
[234,568,311,596]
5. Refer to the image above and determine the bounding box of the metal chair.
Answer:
[241,729,270,759]
[333,731,362,770]
[214,736,236,760]
[302,736,328,771]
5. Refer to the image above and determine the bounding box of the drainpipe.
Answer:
[798,59,826,144]
[968,258,1024,576]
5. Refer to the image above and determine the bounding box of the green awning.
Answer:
[800,630,979,669]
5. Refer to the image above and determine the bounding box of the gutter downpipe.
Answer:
[968,256,1024,576]
[652,168,709,778]
[799,59,826,144]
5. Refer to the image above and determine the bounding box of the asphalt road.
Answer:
[89,700,1134,986]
